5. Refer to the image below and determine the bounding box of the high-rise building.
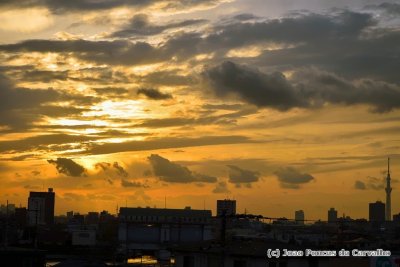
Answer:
[386,158,392,221]
[369,201,385,222]
[28,188,55,226]
[217,199,236,217]
[328,208,338,223]
[295,210,305,225]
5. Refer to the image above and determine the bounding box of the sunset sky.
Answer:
[1,0,400,220]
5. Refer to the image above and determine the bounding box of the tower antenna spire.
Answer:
[385,157,392,221]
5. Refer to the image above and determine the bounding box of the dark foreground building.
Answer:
[0,247,45,267]
[28,188,55,226]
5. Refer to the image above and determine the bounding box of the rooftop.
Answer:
[119,207,211,218]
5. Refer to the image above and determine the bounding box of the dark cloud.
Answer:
[162,10,398,82]
[47,158,86,177]
[94,162,111,171]
[370,3,400,15]
[138,71,194,86]
[148,154,217,183]
[356,176,389,191]
[0,134,98,154]
[293,69,400,113]
[20,70,69,82]
[121,179,148,188]
[111,14,207,37]
[113,162,128,177]
[203,61,305,111]
[354,180,367,190]
[212,181,230,194]
[227,165,259,187]
[274,167,315,189]
[85,135,255,155]
[231,13,260,21]
[0,74,97,131]
[3,154,37,161]
[204,61,400,112]
[3,10,398,84]
[0,74,59,129]
[95,161,129,177]
[159,11,373,57]
[137,88,172,100]
[217,11,374,44]
[0,40,164,66]
[0,0,222,14]
[193,173,218,183]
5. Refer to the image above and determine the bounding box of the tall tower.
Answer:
[386,158,392,221]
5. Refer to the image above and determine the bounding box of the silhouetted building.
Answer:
[86,212,99,225]
[28,188,55,226]
[328,208,337,223]
[119,207,213,250]
[15,207,27,228]
[54,215,68,224]
[0,203,15,214]
[99,210,114,223]
[369,201,385,222]
[66,211,74,221]
[71,214,85,225]
[393,213,400,223]
[217,199,236,217]
[295,210,304,225]
[385,158,392,221]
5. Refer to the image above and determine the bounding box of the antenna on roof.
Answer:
[164,196,167,209]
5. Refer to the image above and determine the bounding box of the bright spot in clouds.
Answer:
[0,8,53,32]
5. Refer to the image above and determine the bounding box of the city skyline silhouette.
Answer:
[1,0,400,225]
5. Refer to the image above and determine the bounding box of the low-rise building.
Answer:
[119,207,213,251]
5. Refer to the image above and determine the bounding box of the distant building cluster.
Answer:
[0,158,399,267]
